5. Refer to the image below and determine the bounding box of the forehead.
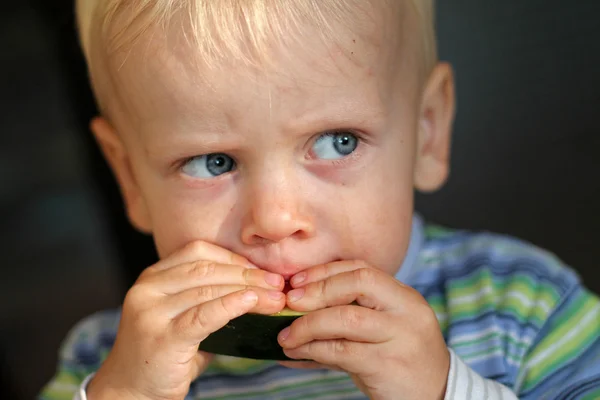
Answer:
[105,2,419,134]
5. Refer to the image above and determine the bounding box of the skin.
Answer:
[86,4,456,400]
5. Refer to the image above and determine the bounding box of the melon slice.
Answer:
[199,282,306,360]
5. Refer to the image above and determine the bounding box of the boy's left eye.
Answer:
[181,153,236,178]
[311,131,359,160]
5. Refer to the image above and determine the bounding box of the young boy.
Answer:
[41,0,600,399]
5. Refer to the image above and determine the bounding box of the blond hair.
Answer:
[76,0,437,111]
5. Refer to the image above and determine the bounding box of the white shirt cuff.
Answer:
[445,349,518,400]
[73,373,95,400]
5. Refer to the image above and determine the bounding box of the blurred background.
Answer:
[1,0,599,398]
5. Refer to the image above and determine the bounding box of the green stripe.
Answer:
[450,270,560,307]
[456,342,521,366]
[451,302,552,329]
[451,304,495,321]
[447,268,494,292]
[452,331,499,349]
[448,272,560,327]
[204,375,352,400]
[451,330,529,362]
[448,270,496,316]
[207,357,273,375]
[459,345,504,362]
[523,294,599,389]
[38,369,82,399]
[427,294,449,333]
[426,293,445,308]
[423,225,454,239]
[582,388,600,400]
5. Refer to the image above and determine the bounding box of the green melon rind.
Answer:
[271,307,307,317]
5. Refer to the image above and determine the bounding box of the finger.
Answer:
[191,351,214,380]
[278,360,343,372]
[290,260,368,288]
[172,289,259,344]
[162,285,286,318]
[142,262,284,294]
[153,240,256,272]
[278,305,392,349]
[283,340,374,375]
[287,268,410,313]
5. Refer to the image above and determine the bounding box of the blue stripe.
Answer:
[447,308,543,337]
[563,376,600,400]
[442,255,575,292]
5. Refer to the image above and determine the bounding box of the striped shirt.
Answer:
[39,216,600,399]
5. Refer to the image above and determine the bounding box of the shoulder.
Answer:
[39,310,121,399]
[416,223,580,299]
[413,223,591,386]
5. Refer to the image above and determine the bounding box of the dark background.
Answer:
[1,1,599,399]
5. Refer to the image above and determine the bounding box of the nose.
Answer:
[241,177,315,245]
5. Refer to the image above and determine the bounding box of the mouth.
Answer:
[245,253,343,292]
[283,280,293,294]
[245,250,340,276]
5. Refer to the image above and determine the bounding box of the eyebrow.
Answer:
[282,98,387,135]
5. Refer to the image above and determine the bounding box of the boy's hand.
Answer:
[87,241,286,400]
[278,261,449,400]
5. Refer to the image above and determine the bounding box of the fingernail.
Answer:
[279,327,291,341]
[291,272,307,286]
[268,291,284,301]
[265,272,283,288]
[288,288,305,303]
[242,291,258,303]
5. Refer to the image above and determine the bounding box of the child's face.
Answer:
[94,12,454,278]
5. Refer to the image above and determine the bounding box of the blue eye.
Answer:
[312,131,359,160]
[182,153,236,178]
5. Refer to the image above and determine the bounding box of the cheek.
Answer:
[145,187,239,258]
[346,183,413,273]
[335,141,415,273]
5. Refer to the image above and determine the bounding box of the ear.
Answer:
[90,117,152,233]
[414,62,456,192]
